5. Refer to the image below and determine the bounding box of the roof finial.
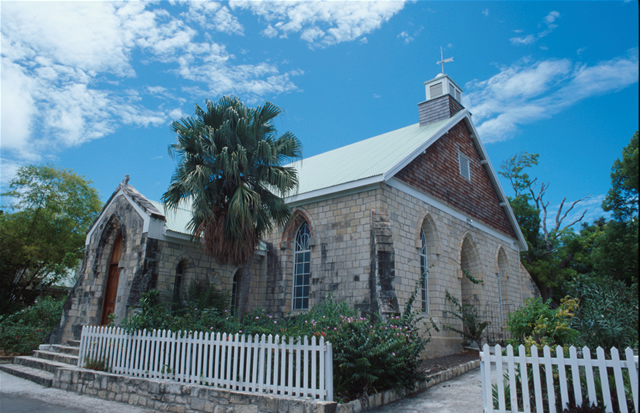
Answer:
[123,175,130,185]
[436,46,453,75]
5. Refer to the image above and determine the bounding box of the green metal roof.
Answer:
[149,200,193,236]
[288,117,452,197]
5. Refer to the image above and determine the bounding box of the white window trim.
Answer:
[292,222,311,310]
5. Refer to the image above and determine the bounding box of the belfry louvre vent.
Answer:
[430,82,443,98]
[459,153,470,180]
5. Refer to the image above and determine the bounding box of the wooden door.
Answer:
[101,233,122,325]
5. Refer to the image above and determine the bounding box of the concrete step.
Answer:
[13,356,70,374]
[50,344,80,356]
[0,363,54,387]
[67,339,81,347]
[32,350,78,366]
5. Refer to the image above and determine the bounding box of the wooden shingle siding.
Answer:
[418,95,465,126]
[396,121,517,239]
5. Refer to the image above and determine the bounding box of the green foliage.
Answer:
[85,357,110,372]
[500,152,590,300]
[602,131,638,222]
[0,164,101,315]
[564,275,638,351]
[443,290,488,349]
[506,297,579,351]
[499,152,540,198]
[163,96,302,267]
[0,296,65,355]
[119,276,436,402]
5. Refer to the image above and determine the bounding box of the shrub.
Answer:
[0,296,65,355]
[443,290,488,349]
[117,275,436,402]
[564,275,638,351]
[506,296,579,351]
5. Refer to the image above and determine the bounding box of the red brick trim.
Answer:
[280,208,315,250]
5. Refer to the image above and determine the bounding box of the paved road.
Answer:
[0,370,154,413]
[370,367,484,413]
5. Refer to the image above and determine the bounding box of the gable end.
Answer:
[395,120,517,239]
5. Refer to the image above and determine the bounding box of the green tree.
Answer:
[0,165,102,315]
[590,132,639,283]
[602,131,638,222]
[163,96,302,316]
[500,153,590,300]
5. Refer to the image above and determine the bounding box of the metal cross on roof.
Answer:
[436,46,453,75]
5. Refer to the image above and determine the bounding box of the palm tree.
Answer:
[163,97,302,313]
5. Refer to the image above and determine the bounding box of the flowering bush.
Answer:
[120,276,436,402]
[0,296,65,355]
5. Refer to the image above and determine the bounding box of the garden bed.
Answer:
[419,350,479,375]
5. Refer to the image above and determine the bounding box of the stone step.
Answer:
[50,344,80,356]
[32,350,78,366]
[0,363,54,387]
[67,339,81,347]
[13,355,70,374]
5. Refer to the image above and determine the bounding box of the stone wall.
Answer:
[53,367,337,413]
[256,178,538,357]
[257,188,383,318]
[52,192,154,343]
[380,183,530,357]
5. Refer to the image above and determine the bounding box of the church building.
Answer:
[52,73,540,357]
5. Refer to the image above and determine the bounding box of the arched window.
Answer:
[420,229,428,312]
[293,221,311,310]
[173,262,184,302]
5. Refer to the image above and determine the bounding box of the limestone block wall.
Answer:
[153,239,238,305]
[380,183,534,357]
[258,188,383,317]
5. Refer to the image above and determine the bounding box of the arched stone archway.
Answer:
[460,234,483,308]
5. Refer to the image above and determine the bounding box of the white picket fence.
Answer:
[480,344,639,413]
[77,326,334,401]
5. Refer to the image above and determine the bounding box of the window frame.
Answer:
[292,221,311,310]
[420,229,429,312]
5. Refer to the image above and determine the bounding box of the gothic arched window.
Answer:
[293,221,311,310]
[420,229,428,312]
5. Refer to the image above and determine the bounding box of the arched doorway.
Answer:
[101,231,122,325]
[460,235,482,307]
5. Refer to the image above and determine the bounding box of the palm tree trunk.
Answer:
[236,261,253,320]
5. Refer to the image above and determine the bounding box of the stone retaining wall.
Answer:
[53,366,337,413]
[337,359,480,412]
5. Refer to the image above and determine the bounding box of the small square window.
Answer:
[459,153,471,180]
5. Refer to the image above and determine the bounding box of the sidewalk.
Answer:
[369,367,484,413]
[0,370,153,413]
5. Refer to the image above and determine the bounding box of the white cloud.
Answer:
[0,1,304,184]
[230,0,406,47]
[510,11,560,46]
[183,2,244,35]
[482,9,489,17]
[465,49,639,143]
[577,47,587,56]
[398,31,413,44]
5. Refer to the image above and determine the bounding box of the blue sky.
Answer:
[1,1,638,229]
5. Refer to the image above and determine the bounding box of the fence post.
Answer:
[324,341,333,402]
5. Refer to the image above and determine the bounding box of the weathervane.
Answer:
[436,46,453,75]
